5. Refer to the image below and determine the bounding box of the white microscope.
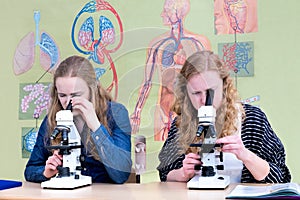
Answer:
[41,102,92,189]
[187,89,230,189]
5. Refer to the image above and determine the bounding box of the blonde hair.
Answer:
[173,51,244,153]
[47,55,112,160]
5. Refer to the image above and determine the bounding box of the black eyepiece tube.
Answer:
[205,89,214,106]
[66,101,72,111]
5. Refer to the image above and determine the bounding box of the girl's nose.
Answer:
[66,96,72,106]
[200,93,207,105]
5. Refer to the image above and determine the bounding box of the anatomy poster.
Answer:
[22,127,38,158]
[71,0,124,100]
[214,0,258,35]
[13,11,60,77]
[218,41,254,77]
[130,0,211,141]
[13,0,124,158]
[19,82,51,120]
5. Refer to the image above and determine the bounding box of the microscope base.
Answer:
[187,174,230,189]
[41,175,92,189]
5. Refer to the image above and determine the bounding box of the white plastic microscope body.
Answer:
[41,110,92,189]
[187,105,230,189]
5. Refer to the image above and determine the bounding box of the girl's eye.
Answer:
[193,91,204,95]
[72,94,80,98]
[58,94,66,97]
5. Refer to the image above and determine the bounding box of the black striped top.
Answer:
[157,104,291,183]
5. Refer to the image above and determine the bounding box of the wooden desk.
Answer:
[0,181,236,200]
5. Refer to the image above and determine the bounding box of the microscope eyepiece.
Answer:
[66,101,72,111]
[205,89,214,106]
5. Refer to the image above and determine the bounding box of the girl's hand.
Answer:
[182,153,202,181]
[43,150,62,178]
[216,135,248,161]
[71,97,101,132]
[217,135,270,181]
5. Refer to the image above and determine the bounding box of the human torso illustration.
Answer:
[131,0,211,141]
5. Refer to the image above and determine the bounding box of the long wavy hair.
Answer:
[47,55,112,160]
[172,51,244,154]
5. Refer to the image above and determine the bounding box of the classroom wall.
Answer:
[0,0,299,183]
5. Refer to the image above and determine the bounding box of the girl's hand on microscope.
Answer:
[71,97,101,132]
[182,153,202,181]
[43,150,62,178]
[216,135,248,161]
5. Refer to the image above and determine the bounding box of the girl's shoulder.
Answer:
[242,103,266,118]
[108,101,127,111]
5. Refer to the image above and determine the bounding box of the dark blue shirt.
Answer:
[24,101,132,184]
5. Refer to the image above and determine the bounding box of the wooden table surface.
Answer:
[0,181,237,200]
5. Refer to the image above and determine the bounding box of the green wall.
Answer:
[0,0,299,183]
